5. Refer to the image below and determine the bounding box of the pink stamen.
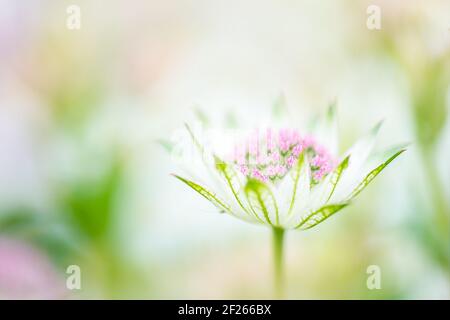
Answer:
[232,128,336,184]
[266,128,275,152]
[292,144,303,157]
[267,165,277,177]
[239,165,249,176]
[271,151,280,163]
[252,169,267,182]
[286,155,296,168]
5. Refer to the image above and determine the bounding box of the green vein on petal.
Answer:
[172,174,231,214]
[245,179,279,226]
[287,152,305,216]
[346,148,406,202]
[184,123,204,154]
[184,123,222,186]
[295,203,349,230]
[215,158,264,223]
[326,155,350,203]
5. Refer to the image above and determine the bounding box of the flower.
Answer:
[171,104,406,231]
[167,101,407,298]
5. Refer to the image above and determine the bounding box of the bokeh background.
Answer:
[0,0,449,299]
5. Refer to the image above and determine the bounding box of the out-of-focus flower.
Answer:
[0,237,66,299]
[172,105,406,231]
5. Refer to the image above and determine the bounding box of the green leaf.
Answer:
[295,203,349,230]
[0,209,41,233]
[346,148,406,201]
[245,179,279,226]
[63,155,124,241]
[0,208,79,267]
[172,174,231,213]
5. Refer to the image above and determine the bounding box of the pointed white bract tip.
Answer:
[399,142,411,149]
[372,119,385,133]
[327,100,337,116]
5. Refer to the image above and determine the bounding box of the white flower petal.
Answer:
[314,155,350,205]
[294,203,350,230]
[215,161,263,223]
[309,102,339,155]
[333,121,383,201]
[344,144,407,202]
[245,179,280,226]
[275,153,311,225]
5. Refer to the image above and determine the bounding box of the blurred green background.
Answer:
[0,0,448,299]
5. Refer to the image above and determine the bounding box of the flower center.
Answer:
[232,128,336,184]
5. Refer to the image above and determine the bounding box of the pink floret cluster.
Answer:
[232,128,336,184]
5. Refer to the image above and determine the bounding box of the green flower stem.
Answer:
[272,227,285,298]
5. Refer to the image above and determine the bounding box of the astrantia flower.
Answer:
[168,102,406,297]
